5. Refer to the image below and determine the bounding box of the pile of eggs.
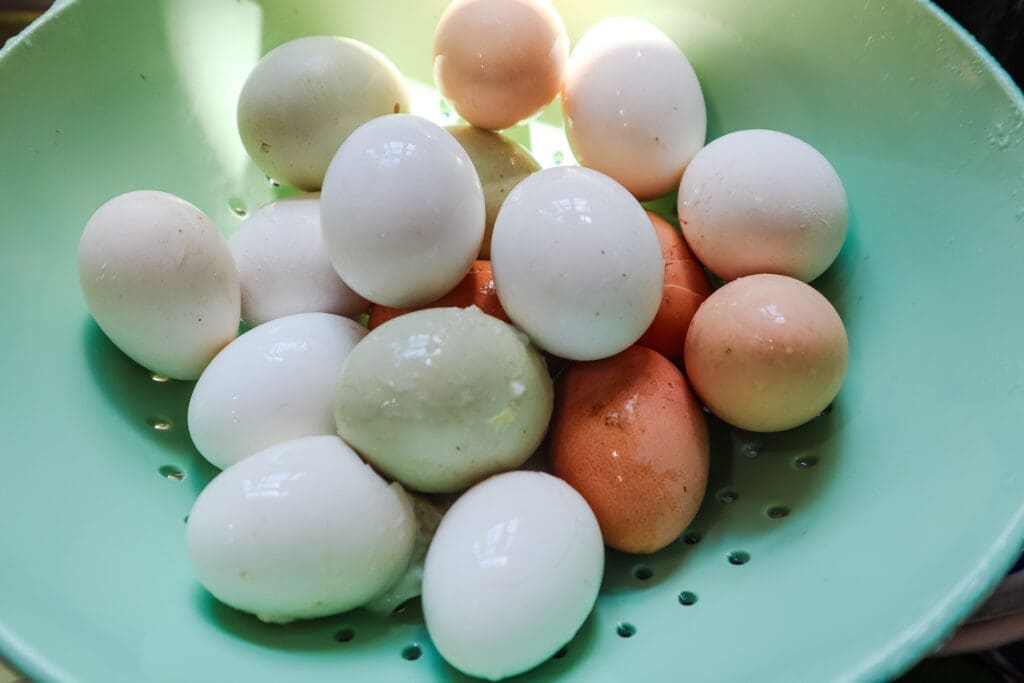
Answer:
[76,0,849,679]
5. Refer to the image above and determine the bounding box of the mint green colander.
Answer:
[2,1,1024,681]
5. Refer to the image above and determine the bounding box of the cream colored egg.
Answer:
[237,36,410,191]
[563,17,706,201]
[678,129,849,282]
[186,435,416,623]
[77,190,239,380]
[228,194,368,326]
[448,126,541,259]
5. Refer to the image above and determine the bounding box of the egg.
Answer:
[188,312,367,469]
[448,126,541,258]
[320,114,485,307]
[550,345,709,553]
[335,307,552,493]
[367,260,508,329]
[636,211,711,361]
[186,435,416,623]
[684,274,849,432]
[562,17,706,201]
[433,0,569,130]
[490,166,664,361]
[422,471,603,680]
[678,129,849,282]
[228,194,368,326]
[77,190,239,380]
[237,36,409,191]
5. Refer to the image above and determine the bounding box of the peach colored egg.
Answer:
[684,274,848,432]
[433,0,569,130]
[368,260,508,329]
[636,211,711,361]
[550,345,709,554]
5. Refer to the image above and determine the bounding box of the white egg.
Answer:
[237,36,410,191]
[186,435,416,623]
[490,166,664,361]
[563,17,706,201]
[678,129,849,282]
[320,114,485,308]
[422,471,604,681]
[228,194,368,326]
[77,190,240,380]
[188,312,366,469]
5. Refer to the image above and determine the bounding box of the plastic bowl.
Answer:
[2,1,1023,681]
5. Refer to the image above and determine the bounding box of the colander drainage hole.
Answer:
[683,532,701,545]
[742,443,761,459]
[678,591,698,606]
[159,465,185,481]
[229,198,247,218]
[633,565,653,581]
[717,489,738,504]
[767,505,790,519]
[553,150,565,164]
[402,644,422,660]
[147,417,172,431]
[334,628,355,643]
[616,622,636,638]
[553,646,568,660]
[728,551,750,566]
[794,455,818,470]
[151,373,170,383]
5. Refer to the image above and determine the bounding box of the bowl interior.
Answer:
[1,0,1024,681]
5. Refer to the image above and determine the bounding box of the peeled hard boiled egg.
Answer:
[228,194,368,326]
[433,0,569,130]
[563,17,706,201]
[188,312,367,469]
[77,190,240,380]
[335,306,553,493]
[491,166,664,361]
[678,129,849,282]
[237,36,410,191]
[320,114,485,307]
[684,274,849,432]
[422,471,604,680]
[186,435,416,623]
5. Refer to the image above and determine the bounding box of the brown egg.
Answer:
[636,211,711,361]
[448,126,542,258]
[684,274,848,432]
[368,260,509,329]
[433,0,569,130]
[550,345,709,554]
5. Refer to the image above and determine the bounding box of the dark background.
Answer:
[941,0,1023,83]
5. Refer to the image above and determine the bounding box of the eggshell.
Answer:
[335,307,552,493]
[684,274,849,432]
[228,193,368,326]
[678,129,848,282]
[320,114,485,307]
[636,211,711,361]
[367,260,508,329]
[563,17,707,200]
[433,0,569,130]
[186,435,416,623]
[188,312,367,469]
[237,36,409,191]
[491,166,664,360]
[77,190,239,380]
[422,471,603,680]
[448,126,541,258]
[550,345,709,553]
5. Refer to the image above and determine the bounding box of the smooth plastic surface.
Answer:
[1,1,1023,682]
